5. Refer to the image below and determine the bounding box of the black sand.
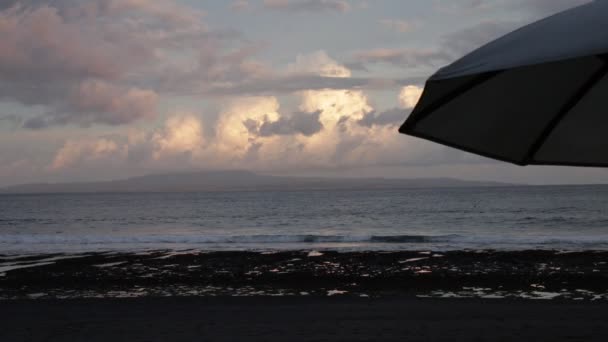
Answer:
[2,250,608,341]
[2,250,608,299]
[2,297,608,341]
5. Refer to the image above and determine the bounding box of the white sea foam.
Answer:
[0,261,55,273]
[2,231,608,254]
[93,261,126,268]
[528,291,562,300]
[28,293,46,299]
[399,257,429,263]
[154,250,198,259]
[2,233,608,247]
[327,289,348,296]
[0,234,455,245]
[0,255,86,273]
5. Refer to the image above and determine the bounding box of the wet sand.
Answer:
[2,250,608,299]
[2,250,608,341]
[2,297,608,341]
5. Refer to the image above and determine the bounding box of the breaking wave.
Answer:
[2,234,608,251]
[0,234,459,245]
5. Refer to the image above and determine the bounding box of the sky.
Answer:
[1,0,605,187]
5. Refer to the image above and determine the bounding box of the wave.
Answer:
[2,234,608,249]
[0,234,460,245]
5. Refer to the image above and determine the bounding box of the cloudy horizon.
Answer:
[1,0,606,187]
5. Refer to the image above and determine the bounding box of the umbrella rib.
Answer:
[400,71,502,132]
[523,58,608,164]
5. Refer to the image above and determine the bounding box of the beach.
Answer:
[2,250,608,341]
[3,250,608,342]
[2,250,608,300]
[3,297,608,342]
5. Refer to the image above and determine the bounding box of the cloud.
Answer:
[152,114,205,160]
[434,0,590,15]
[42,85,480,180]
[354,19,520,70]
[299,89,372,127]
[294,88,377,165]
[508,0,591,16]
[399,85,423,109]
[354,48,452,69]
[24,80,158,129]
[50,137,125,170]
[0,114,21,127]
[441,20,521,55]
[0,0,256,128]
[45,89,374,171]
[287,51,352,78]
[442,0,594,18]
[0,2,161,126]
[231,0,250,11]
[203,74,419,97]
[0,4,147,88]
[152,42,380,99]
[263,0,351,12]
[0,0,413,120]
[357,108,405,128]
[213,97,282,160]
[356,85,422,128]
[433,0,493,12]
[8,0,206,26]
[195,50,424,96]
[256,111,324,137]
[379,19,415,33]
[49,112,206,170]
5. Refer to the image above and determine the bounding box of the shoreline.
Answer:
[2,249,607,300]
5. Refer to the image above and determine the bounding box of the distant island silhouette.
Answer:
[0,170,515,194]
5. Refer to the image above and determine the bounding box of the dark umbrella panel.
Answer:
[400,1,608,167]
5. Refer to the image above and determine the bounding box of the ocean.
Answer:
[2,185,608,254]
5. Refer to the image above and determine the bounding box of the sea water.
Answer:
[1,185,608,253]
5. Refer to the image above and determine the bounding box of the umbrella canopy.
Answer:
[400,1,608,167]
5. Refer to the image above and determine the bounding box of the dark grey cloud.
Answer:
[353,19,521,69]
[200,75,425,97]
[0,1,165,127]
[357,108,407,128]
[21,80,158,129]
[0,0,250,129]
[442,20,522,55]
[1,0,419,127]
[509,0,592,16]
[343,61,369,72]
[435,0,591,15]
[21,117,47,130]
[263,0,350,12]
[433,0,491,12]
[0,114,22,128]
[356,0,591,71]
[248,111,324,137]
[354,49,453,69]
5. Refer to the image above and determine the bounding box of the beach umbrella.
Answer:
[399,1,608,167]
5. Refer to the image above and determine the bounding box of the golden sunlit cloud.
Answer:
[50,138,125,170]
[399,85,424,109]
[287,51,352,78]
[152,113,205,160]
[46,50,423,173]
[214,96,281,160]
